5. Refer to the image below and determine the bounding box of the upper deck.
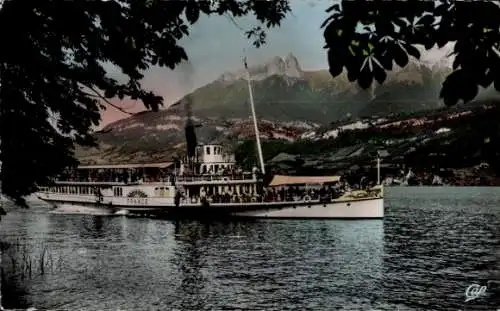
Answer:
[181,143,245,176]
[55,162,174,184]
[52,143,259,186]
[195,144,236,165]
[175,172,258,185]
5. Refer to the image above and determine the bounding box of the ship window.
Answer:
[206,146,210,155]
[113,187,123,197]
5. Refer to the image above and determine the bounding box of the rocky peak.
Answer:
[217,53,304,83]
[284,53,302,78]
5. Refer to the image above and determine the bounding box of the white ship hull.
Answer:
[36,192,384,219]
[231,197,384,219]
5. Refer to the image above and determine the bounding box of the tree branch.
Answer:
[78,82,134,115]
[225,13,246,31]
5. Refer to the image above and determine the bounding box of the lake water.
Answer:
[0,187,499,311]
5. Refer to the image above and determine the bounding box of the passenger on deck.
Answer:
[174,190,182,207]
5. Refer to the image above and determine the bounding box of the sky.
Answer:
[100,0,453,126]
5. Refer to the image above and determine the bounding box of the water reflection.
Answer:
[78,216,106,240]
[169,220,384,310]
[171,221,210,310]
[2,188,497,310]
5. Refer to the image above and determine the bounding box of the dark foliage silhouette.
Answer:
[321,1,500,106]
[0,0,290,204]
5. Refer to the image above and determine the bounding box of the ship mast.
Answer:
[377,157,381,185]
[244,56,266,175]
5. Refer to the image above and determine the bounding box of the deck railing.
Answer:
[175,174,256,183]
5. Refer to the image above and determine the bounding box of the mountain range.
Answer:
[77,53,452,164]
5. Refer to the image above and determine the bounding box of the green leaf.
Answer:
[394,44,409,67]
[404,43,421,59]
[326,4,340,13]
[185,3,200,24]
[327,48,344,77]
[104,88,116,98]
[357,68,373,89]
[373,64,387,84]
[440,69,477,106]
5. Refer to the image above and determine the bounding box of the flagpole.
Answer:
[244,56,266,175]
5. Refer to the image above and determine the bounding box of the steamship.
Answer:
[36,58,384,219]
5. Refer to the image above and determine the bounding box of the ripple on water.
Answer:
[0,187,499,310]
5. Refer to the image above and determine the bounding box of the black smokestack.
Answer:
[184,97,197,158]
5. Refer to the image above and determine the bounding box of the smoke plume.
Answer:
[177,60,198,159]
